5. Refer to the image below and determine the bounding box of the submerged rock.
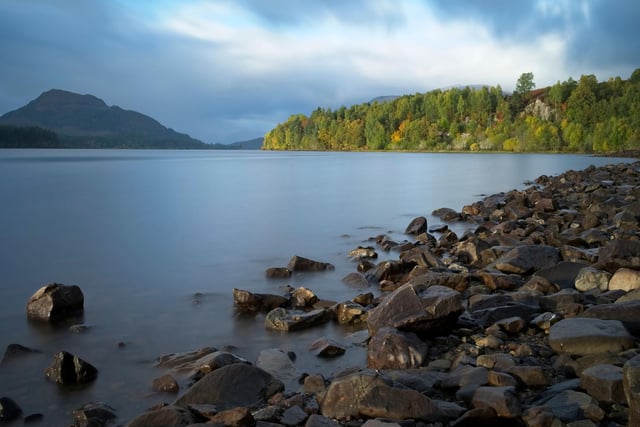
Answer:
[287,255,335,272]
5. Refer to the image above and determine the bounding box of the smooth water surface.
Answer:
[0,149,631,424]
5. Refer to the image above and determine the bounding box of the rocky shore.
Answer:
[3,160,640,427]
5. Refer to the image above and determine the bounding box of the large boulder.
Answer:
[255,348,298,391]
[405,216,427,235]
[367,327,427,369]
[580,364,626,404]
[581,299,640,336]
[320,370,440,421]
[491,245,560,275]
[45,351,98,385]
[265,308,330,331]
[543,390,604,423]
[596,239,640,272]
[548,318,635,355]
[367,284,462,337]
[174,363,284,410]
[287,256,335,272]
[26,283,84,322]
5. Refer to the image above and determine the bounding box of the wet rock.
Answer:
[335,301,368,324]
[174,363,284,410]
[348,246,378,260]
[580,364,626,404]
[233,289,289,313]
[353,292,374,306]
[367,327,427,370]
[543,390,605,423]
[265,267,292,279]
[357,259,376,273]
[265,307,330,331]
[207,407,255,427]
[151,374,179,393]
[471,386,521,418]
[624,355,640,426]
[290,287,318,308]
[255,348,298,392]
[365,260,415,284]
[72,401,117,427]
[127,405,196,427]
[367,283,463,337]
[608,267,640,292]
[45,351,98,385]
[26,283,84,322]
[287,256,335,272]
[487,371,519,387]
[493,316,526,334]
[405,216,427,235]
[491,245,560,275]
[574,266,611,292]
[596,239,640,272]
[0,397,22,422]
[400,245,446,269]
[548,318,634,355]
[341,272,369,288]
[309,338,345,358]
[156,347,216,369]
[1,344,41,364]
[320,370,440,421]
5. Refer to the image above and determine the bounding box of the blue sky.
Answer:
[1,0,638,143]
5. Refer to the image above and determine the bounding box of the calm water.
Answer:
[0,149,631,424]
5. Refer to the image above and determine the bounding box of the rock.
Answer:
[608,267,640,292]
[45,351,98,385]
[471,386,521,418]
[493,316,526,334]
[174,363,284,410]
[574,267,611,292]
[400,246,446,269]
[341,272,369,288]
[367,283,463,337]
[531,312,563,332]
[290,287,318,308]
[580,364,626,404]
[155,347,216,369]
[548,318,634,355]
[265,267,292,279]
[287,256,335,272]
[26,283,84,322]
[320,370,440,421]
[233,289,289,313]
[1,344,41,364]
[305,414,340,427]
[441,365,489,390]
[543,390,605,423]
[405,216,427,235]
[487,371,519,387]
[535,261,590,289]
[265,308,330,331]
[491,245,560,275]
[127,405,196,427]
[309,338,346,358]
[151,374,179,393]
[365,260,415,284]
[596,239,640,273]
[580,299,640,336]
[0,397,22,422]
[255,348,298,391]
[353,292,374,305]
[506,366,549,387]
[207,407,255,427]
[367,327,427,369]
[476,354,516,372]
[348,246,378,260]
[335,301,368,324]
[281,405,308,427]
[624,355,640,426]
[72,401,117,427]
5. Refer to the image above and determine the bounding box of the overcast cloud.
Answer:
[0,0,638,143]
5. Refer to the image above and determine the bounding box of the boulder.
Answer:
[305,414,340,427]
[233,288,288,313]
[581,299,640,336]
[156,347,216,369]
[574,267,611,292]
[405,216,427,235]
[265,267,292,279]
[367,327,427,369]
[26,283,84,322]
[491,245,560,275]
[290,287,318,308]
[174,363,284,410]
[548,318,634,355]
[45,351,98,385]
[72,401,117,427]
[151,374,179,393]
[207,407,255,427]
[127,405,196,427]
[320,370,440,421]
[309,338,346,358]
[255,349,298,391]
[596,239,640,272]
[367,283,463,337]
[543,390,605,423]
[265,308,330,331]
[624,355,640,426]
[608,267,640,292]
[0,397,22,422]
[341,272,369,288]
[335,301,368,324]
[287,256,335,272]
[440,365,489,390]
[535,261,590,289]
[348,246,378,260]
[281,405,308,427]
[471,386,521,418]
[580,364,626,404]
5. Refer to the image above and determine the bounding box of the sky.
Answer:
[1,1,638,144]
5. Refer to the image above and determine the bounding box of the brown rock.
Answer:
[405,216,427,235]
[608,267,640,292]
[624,355,640,426]
[367,327,427,369]
[207,407,255,427]
[287,256,335,272]
[152,374,179,393]
[596,239,640,273]
[26,283,84,322]
[309,338,345,358]
[265,267,292,279]
[580,364,626,404]
[45,351,98,385]
[471,386,521,418]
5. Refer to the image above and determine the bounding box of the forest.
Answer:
[262,69,640,153]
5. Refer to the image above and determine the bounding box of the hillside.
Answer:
[0,89,211,149]
[263,69,640,153]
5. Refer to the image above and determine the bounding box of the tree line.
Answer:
[263,69,640,152]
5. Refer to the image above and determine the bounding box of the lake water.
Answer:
[0,149,632,424]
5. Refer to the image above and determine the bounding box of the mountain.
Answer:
[228,137,263,149]
[0,89,211,149]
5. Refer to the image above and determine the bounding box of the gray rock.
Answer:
[72,401,117,427]
[320,370,440,421]
[287,255,335,272]
[305,414,340,427]
[580,364,626,404]
[156,347,216,369]
[174,363,284,410]
[1,344,41,364]
[441,365,489,390]
[45,351,98,385]
[596,239,640,273]
[574,267,611,292]
[127,405,195,427]
[624,355,640,426]
[309,338,345,358]
[26,283,84,322]
[255,348,298,392]
[536,261,590,289]
[548,318,634,355]
[580,299,640,336]
[471,386,521,418]
[367,327,427,369]
[281,406,307,427]
[265,308,330,331]
[151,374,179,393]
[265,267,292,279]
[491,245,560,275]
[543,390,605,423]
[341,272,369,288]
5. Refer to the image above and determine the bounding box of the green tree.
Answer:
[515,72,535,95]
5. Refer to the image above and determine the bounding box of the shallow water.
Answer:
[0,149,631,424]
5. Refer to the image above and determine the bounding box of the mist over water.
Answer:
[0,149,631,424]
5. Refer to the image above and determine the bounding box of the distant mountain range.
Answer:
[0,89,262,149]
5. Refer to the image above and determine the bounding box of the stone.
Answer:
[506,366,549,387]
[367,283,463,337]
[574,267,611,292]
[45,351,98,385]
[26,283,84,322]
[265,267,292,279]
[580,364,626,404]
[305,414,340,427]
[303,374,328,395]
[72,401,117,427]
[127,405,196,427]
[207,407,255,427]
[335,301,368,324]
[624,355,640,426]
[581,299,640,336]
[596,239,640,272]
[441,365,489,390]
[281,405,308,427]
[341,272,369,288]
[265,308,330,331]
[367,327,427,369]
[320,370,440,421]
[491,245,560,275]
[531,312,563,332]
[0,397,22,422]
[487,371,519,387]
[348,246,378,260]
[233,289,289,313]
[494,316,526,333]
[543,390,605,423]
[400,246,446,269]
[471,386,521,418]
[1,344,41,364]
[353,292,374,305]
[608,267,640,292]
[287,256,335,272]
[548,318,634,355]
[476,354,516,372]
[156,347,216,369]
[309,338,346,358]
[255,349,298,392]
[174,363,284,410]
[290,287,318,308]
[151,374,179,393]
[405,216,427,235]
[536,261,590,289]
